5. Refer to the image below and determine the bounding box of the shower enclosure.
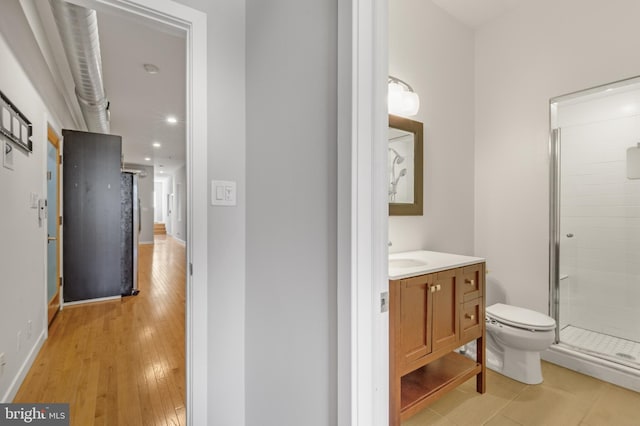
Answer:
[549,76,640,390]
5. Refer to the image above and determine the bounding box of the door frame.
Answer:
[64,1,208,424]
[337,0,389,424]
[46,126,62,325]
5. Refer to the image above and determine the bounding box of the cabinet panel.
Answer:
[400,277,433,365]
[432,270,458,351]
[461,298,483,342]
[461,263,484,302]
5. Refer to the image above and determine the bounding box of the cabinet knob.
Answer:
[465,314,475,320]
[436,284,441,291]
[430,285,436,293]
[465,279,475,286]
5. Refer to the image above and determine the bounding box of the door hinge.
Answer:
[59,216,62,226]
[189,263,193,276]
[59,154,62,164]
[47,171,52,181]
[59,276,63,288]
[380,291,389,313]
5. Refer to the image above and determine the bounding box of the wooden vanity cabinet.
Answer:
[390,262,486,426]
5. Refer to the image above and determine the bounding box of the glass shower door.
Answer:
[551,78,640,369]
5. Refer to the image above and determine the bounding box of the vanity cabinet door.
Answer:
[431,270,459,351]
[398,275,434,366]
[461,298,484,342]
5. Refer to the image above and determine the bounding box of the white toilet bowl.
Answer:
[485,303,556,385]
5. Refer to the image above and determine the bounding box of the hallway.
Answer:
[14,237,186,425]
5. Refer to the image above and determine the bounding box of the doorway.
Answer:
[46,126,61,325]
[12,0,208,422]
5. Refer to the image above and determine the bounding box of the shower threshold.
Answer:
[560,325,640,370]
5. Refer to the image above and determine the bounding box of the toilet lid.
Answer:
[486,303,556,331]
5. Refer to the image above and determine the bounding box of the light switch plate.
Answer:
[211,180,236,206]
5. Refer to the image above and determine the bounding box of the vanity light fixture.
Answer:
[166,116,178,124]
[388,76,420,117]
[144,157,151,161]
[152,142,161,148]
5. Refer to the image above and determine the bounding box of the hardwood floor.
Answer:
[14,236,186,426]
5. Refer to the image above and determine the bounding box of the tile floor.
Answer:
[402,361,640,426]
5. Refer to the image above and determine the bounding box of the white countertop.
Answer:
[388,250,485,280]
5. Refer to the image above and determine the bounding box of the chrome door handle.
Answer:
[566,233,574,238]
[48,236,57,242]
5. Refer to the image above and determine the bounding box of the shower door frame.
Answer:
[548,126,561,344]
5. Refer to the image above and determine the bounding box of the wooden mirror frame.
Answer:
[389,114,423,216]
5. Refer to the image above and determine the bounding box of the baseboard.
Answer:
[174,237,186,245]
[139,241,154,245]
[1,329,46,403]
[63,295,121,307]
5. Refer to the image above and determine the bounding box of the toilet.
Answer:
[484,303,556,385]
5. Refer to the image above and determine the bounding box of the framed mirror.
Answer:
[388,114,423,215]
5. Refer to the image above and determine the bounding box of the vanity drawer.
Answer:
[460,263,484,302]
[460,298,483,342]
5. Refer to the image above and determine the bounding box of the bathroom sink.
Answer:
[389,258,428,268]
[388,250,485,280]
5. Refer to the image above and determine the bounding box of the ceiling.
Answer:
[33,2,186,179]
[431,0,525,28]
[98,11,186,177]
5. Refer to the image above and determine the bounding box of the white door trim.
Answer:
[65,1,209,424]
[338,0,389,424]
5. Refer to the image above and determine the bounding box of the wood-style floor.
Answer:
[14,236,186,426]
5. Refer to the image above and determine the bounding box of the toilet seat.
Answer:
[486,303,555,331]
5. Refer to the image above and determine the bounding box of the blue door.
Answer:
[47,131,60,324]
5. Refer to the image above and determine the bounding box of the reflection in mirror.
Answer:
[389,115,423,216]
[388,127,414,203]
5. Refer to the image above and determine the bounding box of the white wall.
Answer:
[0,24,67,402]
[153,180,163,223]
[171,164,186,243]
[246,0,337,424]
[557,91,640,341]
[389,0,475,255]
[475,0,640,312]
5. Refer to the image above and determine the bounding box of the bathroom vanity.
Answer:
[389,251,486,425]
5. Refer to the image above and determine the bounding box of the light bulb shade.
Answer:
[388,89,420,116]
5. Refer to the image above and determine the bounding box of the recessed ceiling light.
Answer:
[144,157,151,161]
[166,116,178,124]
[152,142,161,148]
[159,170,164,173]
[143,63,160,74]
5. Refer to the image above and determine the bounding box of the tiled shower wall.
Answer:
[559,99,640,342]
